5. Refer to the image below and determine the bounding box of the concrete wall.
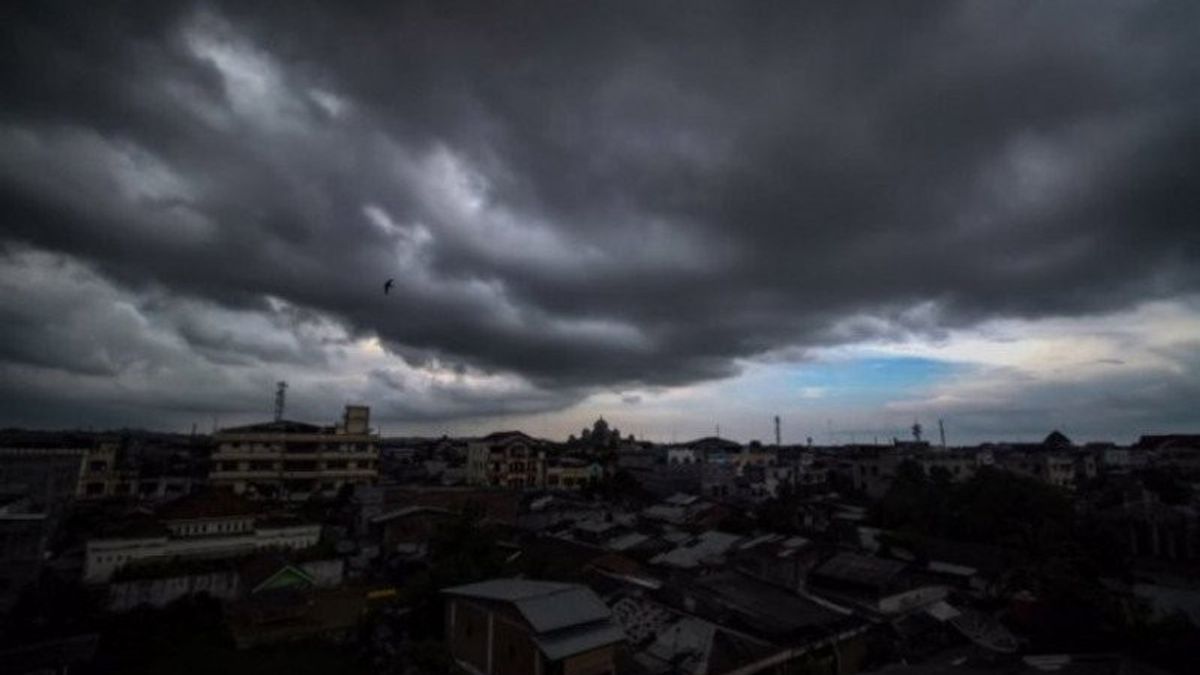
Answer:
[109,570,240,611]
[447,598,490,673]
[564,645,616,675]
[85,523,321,583]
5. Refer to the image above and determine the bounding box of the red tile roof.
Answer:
[156,489,260,521]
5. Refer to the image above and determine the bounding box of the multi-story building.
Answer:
[0,496,52,610]
[1139,435,1200,472]
[75,443,140,499]
[545,457,601,490]
[841,446,904,499]
[995,450,1078,489]
[466,432,546,489]
[916,448,993,482]
[0,447,86,510]
[209,405,379,500]
[84,490,321,584]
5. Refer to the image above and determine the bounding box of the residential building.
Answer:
[995,450,1077,489]
[226,564,365,649]
[0,496,51,610]
[916,449,992,482]
[613,571,873,674]
[443,578,625,675]
[75,443,138,499]
[83,490,321,583]
[1138,434,1200,472]
[0,447,86,510]
[621,447,704,498]
[354,485,521,534]
[466,431,546,489]
[107,553,344,612]
[545,457,602,490]
[209,405,379,500]
[842,447,903,499]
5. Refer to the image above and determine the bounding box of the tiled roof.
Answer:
[156,489,259,521]
[218,420,324,434]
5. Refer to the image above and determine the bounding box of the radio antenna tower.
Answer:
[774,416,781,446]
[938,419,947,448]
[274,381,288,422]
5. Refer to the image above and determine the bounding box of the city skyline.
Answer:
[1,2,1198,444]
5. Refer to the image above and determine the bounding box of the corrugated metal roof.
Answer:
[369,505,452,524]
[606,532,650,551]
[517,587,611,633]
[443,578,612,633]
[814,552,906,587]
[443,578,573,602]
[536,621,625,661]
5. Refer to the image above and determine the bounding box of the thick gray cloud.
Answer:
[1,1,1198,431]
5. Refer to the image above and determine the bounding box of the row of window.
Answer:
[216,461,374,472]
[222,442,375,453]
[177,521,248,535]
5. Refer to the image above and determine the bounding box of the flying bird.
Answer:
[383,278,394,295]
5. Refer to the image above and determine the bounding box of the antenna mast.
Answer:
[938,419,947,448]
[274,381,287,422]
[774,416,781,446]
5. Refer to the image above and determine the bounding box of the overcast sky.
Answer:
[1,2,1198,443]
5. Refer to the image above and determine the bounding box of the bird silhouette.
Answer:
[383,278,394,294]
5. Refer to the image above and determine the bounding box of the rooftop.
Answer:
[443,578,624,659]
[444,578,611,632]
[687,571,857,640]
[812,552,907,589]
[219,419,326,435]
[156,489,259,521]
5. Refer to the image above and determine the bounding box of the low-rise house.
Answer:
[640,493,713,526]
[366,504,454,558]
[226,576,368,649]
[650,530,743,571]
[630,571,874,674]
[731,533,824,591]
[83,490,321,583]
[355,485,521,533]
[808,552,909,603]
[107,552,344,612]
[1139,434,1200,472]
[443,578,625,675]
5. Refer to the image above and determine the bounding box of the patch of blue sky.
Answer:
[727,355,968,407]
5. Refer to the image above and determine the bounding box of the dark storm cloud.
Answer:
[1,1,1198,424]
